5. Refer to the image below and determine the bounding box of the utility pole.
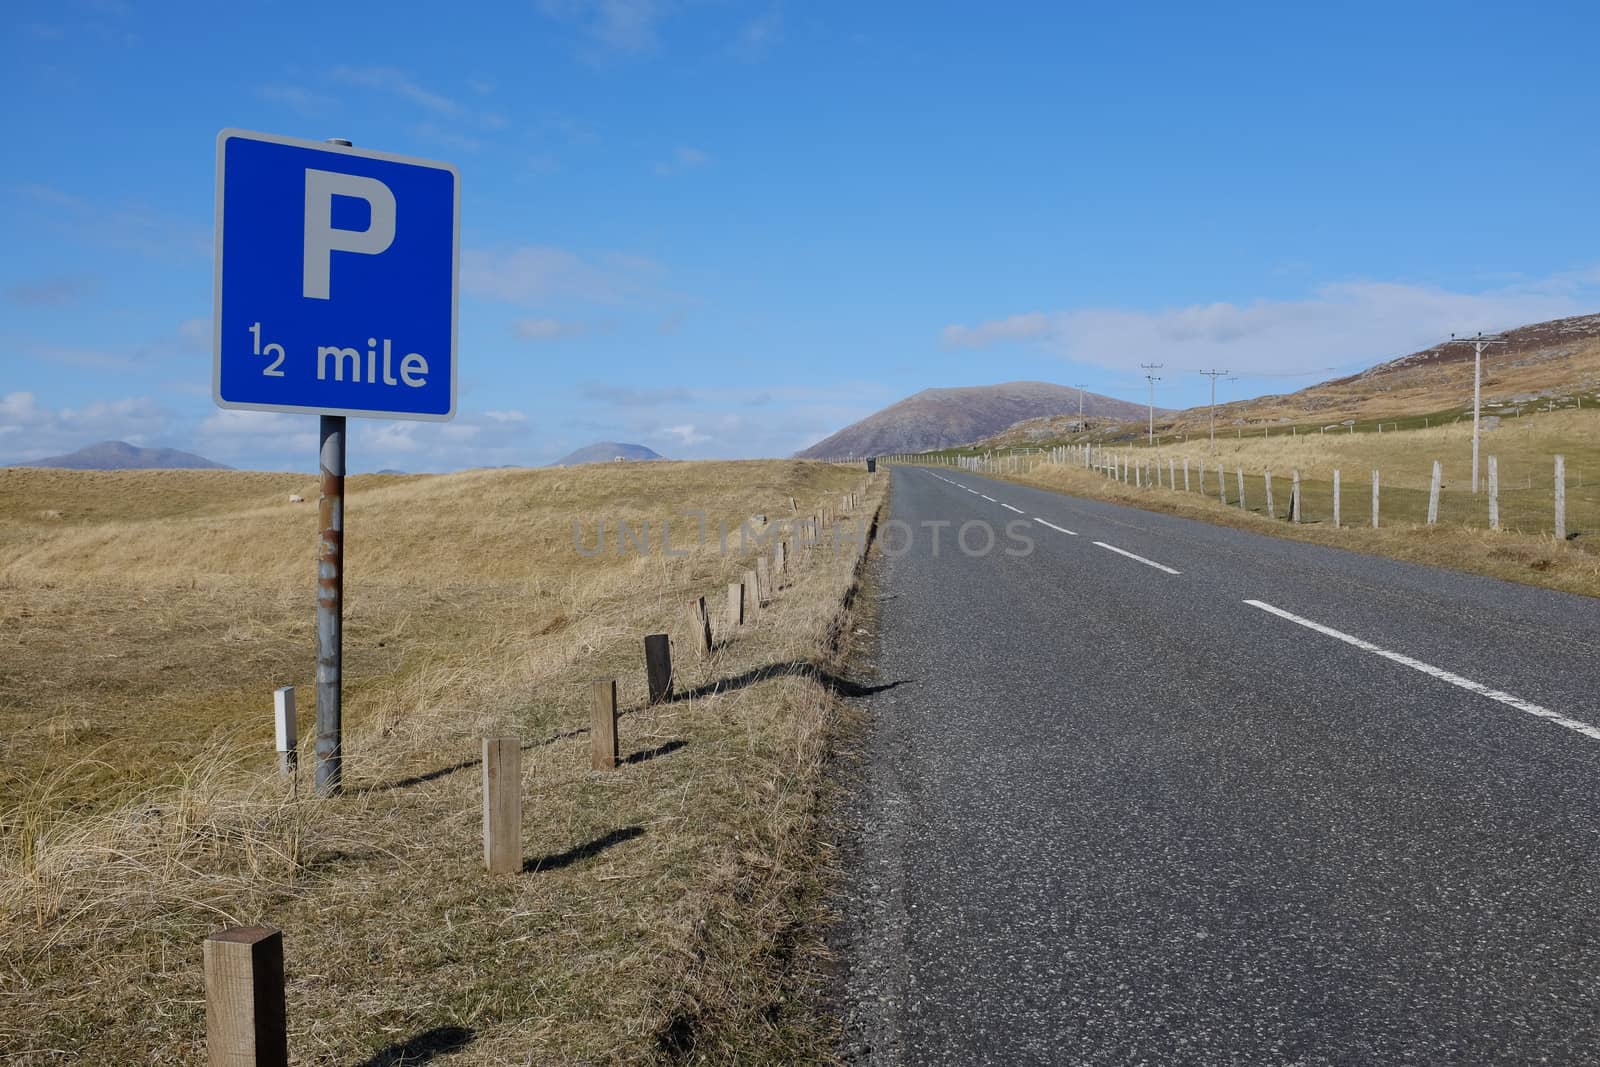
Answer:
[1443,331,1506,493]
[1075,383,1086,432]
[1199,369,1228,454]
[1140,363,1163,445]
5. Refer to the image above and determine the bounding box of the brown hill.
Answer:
[986,312,1600,445]
[796,381,1155,459]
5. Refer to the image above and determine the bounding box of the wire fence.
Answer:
[890,444,1595,542]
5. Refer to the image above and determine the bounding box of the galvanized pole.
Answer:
[314,136,354,798]
[315,414,345,796]
[1200,369,1227,454]
[1141,363,1163,445]
[1444,331,1505,494]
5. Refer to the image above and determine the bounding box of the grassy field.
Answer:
[917,410,1600,599]
[0,460,879,1063]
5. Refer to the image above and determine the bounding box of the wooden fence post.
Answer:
[273,687,297,776]
[1236,468,1245,510]
[1290,470,1301,523]
[1333,469,1341,528]
[1488,455,1499,531]
[1198,462,1205,495]
[743,570,760,617]
[1555,455,1567,539]
[1217,463,1226,505]
[1372,469,1380,528]
[1264,469,1275,519]
[756,557,772,605]
[590,680,618,771]
[1427,461,1442,525]
[1183,458,1190,492]
[774,539,786,574]
[204,926,289,1067]
[728,581,745,628]
[1169,457,1176,489]
[644,634,673,704]
[482,736,521,874]
[689,596,713,655]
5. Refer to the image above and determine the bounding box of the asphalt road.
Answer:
[838,464,1600,1066]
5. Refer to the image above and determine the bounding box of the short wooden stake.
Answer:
[644,634,673,704]
[1488,455,1500,530]
[775,540,786,575]
[755,557,772,605]
[590,679,618,771]
[1264,469,1276,519]
[1332,469,1341,528]
[1183,458,1190,492]
[1427,460,1442,525]
[1217,463,1226,505]
[1236,468,1245,510]
[1169,457,1176,489]
[689,596,712,656]
[743,569,760,617]
[482,736,521,874]
[204,926,288,1067]
[727,581,745,628]
[273,686,297,776]
[1371,469,1380,528]
[1291,469,1301,523]
[1555,454,1567,539]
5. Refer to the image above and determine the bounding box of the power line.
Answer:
[1140,363,1163,444]
[1443,331,1507,493]
[1198,369,1228,454]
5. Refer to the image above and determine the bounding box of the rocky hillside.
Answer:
[796,382,1155,459]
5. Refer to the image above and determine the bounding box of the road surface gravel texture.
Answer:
[837,465,1600,1065]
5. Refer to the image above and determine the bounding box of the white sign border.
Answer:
[211,128,461,422]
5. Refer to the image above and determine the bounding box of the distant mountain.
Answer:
[11,440,230,471]
[796,382,1157,459]
[549,441,665,467]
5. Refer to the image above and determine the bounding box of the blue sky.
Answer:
[4,1,1600,471]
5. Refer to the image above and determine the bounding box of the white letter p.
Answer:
[303,169,396,300]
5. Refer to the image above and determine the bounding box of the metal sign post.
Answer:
[214,129,459,795]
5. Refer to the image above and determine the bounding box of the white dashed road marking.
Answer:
[980,494,996,502]
[1244,599,1600,742]
[1001,503,1024,513]
[1035,518,1078,535]
[1092,541,1181,575]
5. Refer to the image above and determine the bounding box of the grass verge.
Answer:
[1,460,880,1063]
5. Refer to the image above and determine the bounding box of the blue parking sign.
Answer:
[213,129,459,420]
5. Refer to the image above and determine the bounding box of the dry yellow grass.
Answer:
[0,460,880,1063]
[949,417,1600,598]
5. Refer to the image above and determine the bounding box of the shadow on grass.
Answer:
[351,727,587,795]
[524,826,645,874]
[355,1024,474,1066]
[671,660,910,703]
[623,738,687,765]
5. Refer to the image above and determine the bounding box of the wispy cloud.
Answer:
[19,183,209,260]
[332,65,460,115]
[514,317,593,341]
[5,275,96,307]
[583,384,695,406]
[463,246,662,305]
[537,0,671,53]
[255,83,336,116]
[940,272,1600,376]
[653,145,710,176]
[731,4,782,60]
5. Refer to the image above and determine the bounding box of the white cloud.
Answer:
[463,246,660,305]
[255,83,335,115]
[513,317,590,340]
[940,272,1600,376]
[661,423,709,446]
[484,410,528,424]
[0,392,175,461]
[653,145,710,176]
